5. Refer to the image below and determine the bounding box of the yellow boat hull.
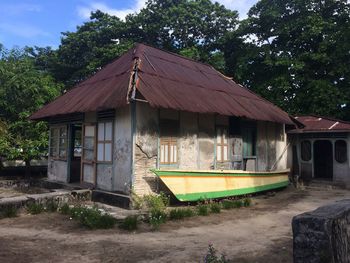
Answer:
[151,169,290,201]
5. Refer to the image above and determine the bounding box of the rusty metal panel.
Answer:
[31,43,293,125]
[289,116,350,133]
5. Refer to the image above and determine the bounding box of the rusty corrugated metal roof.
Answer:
[31,43,293,124]
[288,115,350,133]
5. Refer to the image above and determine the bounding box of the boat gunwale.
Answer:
[151,169,290,177]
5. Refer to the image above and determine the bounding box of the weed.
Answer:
[232,200,242,208]
[197,204,209,216]
[243,198,252,207]
[45,200,58,212]
[221,200,234,209]
[119,215,138,231]
[70,206,116,229]
[27,203,44,215]
[183,207,195,217]
[210,203,221,213]
[149,209,167,230]
[59,203,71,215]
[144,192,169,212]
[1,206,18,218]
[169,207,194,220]
[204,244,228,263]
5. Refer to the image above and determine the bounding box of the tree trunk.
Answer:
[25,160,31,178]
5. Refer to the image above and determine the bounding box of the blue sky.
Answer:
[0,0,258,49]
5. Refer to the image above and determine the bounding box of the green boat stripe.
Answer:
[175,181,289,201]
[153,170,287,177]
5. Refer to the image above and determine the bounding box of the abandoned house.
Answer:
[31,43,294,198]
[288,115,350,185]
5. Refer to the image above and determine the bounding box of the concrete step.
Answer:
[91,202,140,220]
[91,190,131,209]
[305,180,346,190]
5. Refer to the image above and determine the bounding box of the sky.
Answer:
[0,0,258,49]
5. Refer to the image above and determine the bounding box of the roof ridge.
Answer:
[297,114,350,124]
[134,42,219,70]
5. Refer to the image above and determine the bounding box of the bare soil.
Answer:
[0,186,349,263]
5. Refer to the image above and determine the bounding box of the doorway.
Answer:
[313,140,333,180]
[69,124,82,183]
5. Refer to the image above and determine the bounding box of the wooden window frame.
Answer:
[216,126,229,162]
[97,121,113,164]
[49,125,67,161]
[160,137,178,165]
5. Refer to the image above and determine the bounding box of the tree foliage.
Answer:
[0,47,61,168]
[224,0,350,119]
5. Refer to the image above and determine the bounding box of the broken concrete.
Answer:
[292,199,350,263]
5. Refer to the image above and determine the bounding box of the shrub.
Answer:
[204,244,228,263]
[119,215,138,231]
[70,206,117,229]
[197,204,209,216]
[183,207,195,217]
[144,192,169,212]
[45,200,58,212]
[59,203,71,215]
[169,207,194,220]
[149,209,167,230]
[27,203,44,214]
[221,200,234,209]
[1,206,18,218]
[210,203,221,213]
[232,200,242,208]
[243,198,252,207]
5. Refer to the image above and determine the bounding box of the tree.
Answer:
[126,0,237,68]
[0,46,61,175]
[54,11,133,87]
[48,0,237,87]
[224,0,350,120]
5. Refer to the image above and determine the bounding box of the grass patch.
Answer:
[221,200,235,209]
[232,200,243,208]
[169,207,195,220]
[27,203,44,215]
[59,203,71,215]
[197,204,209,216]
[1,206,18,218]
[45,200,58,212]
[70,206,117,229]
[210,203,221,213]
[243,198,252,207]
[119,215,138,231]
[149,209,167,230]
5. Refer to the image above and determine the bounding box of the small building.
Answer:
[31,43,293,198]
[288,115,350,184]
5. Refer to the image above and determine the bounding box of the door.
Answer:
[81,124,96,185]
[313,140,333,179]
[69,124,82,183]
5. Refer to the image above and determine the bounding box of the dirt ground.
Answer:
[1,186,349,263]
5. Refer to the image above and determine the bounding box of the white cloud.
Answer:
[77,0,257,21]
[215,0,258,19]
[0,23,50,38]
[77,0,146,20]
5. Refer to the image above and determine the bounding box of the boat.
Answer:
[151,169,290,201]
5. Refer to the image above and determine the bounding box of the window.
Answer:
[160,119,178,165]
[335,140,347,163]
[216,127,229,162]
[50,126,67,159]
[301,140,311,161]
[97,122,113,162]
